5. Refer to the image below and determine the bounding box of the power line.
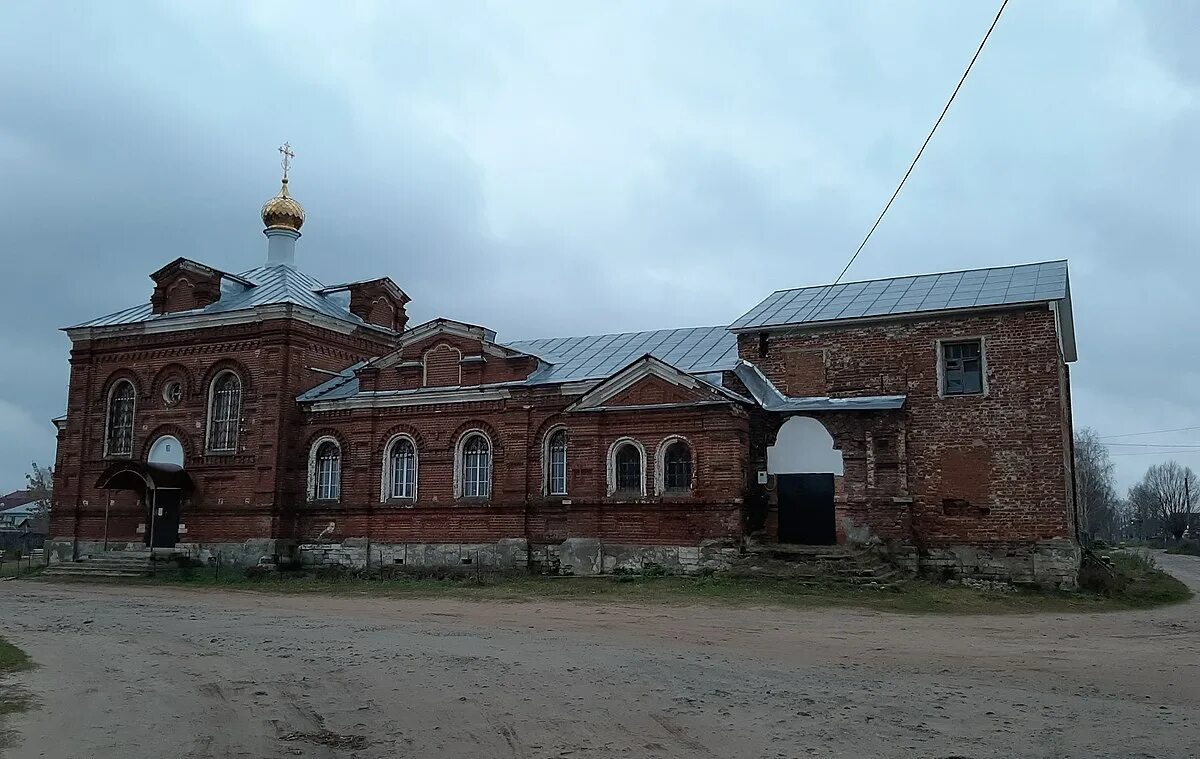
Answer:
[1100,425,1200,440]
[1105,442,1200,449]
[1110,450,1200,457]
[832,0,1010,286]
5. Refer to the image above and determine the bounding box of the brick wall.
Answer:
[739,305,1074,547]
[371,333,541,392]
[51,312,396,546]
[290,381,749,545]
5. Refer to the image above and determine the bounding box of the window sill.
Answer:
[457,496,492,504]
[306,499,341,506]
[381,498,416,507]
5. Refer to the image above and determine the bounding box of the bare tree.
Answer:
[24,462,53,533]
[1129,461,1198,541]
[1074,428,1121,541]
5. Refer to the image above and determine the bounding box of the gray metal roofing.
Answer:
[507,325,738,384]
[732,361,905,412]
[297,326,740,403]
[729,260,1069,331]
[69,264,376,330]
[296,363,364,403]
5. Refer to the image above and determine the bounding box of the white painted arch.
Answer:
[767,416,844,475]
[147,435,185,468]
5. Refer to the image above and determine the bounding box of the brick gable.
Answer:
[603,375,717,407]
[149,259,224,315]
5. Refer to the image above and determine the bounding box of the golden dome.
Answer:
[261,178,305,231]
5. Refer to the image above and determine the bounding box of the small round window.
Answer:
[162,380,183,406]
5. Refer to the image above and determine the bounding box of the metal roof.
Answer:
[296,363,365,403]
[297,326,739,404]
[730,260,1069,331]
[733,361,905,412]
[69,264,382,331]
[507,325,738,384]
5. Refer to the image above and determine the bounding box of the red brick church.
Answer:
[49,159,1082,586]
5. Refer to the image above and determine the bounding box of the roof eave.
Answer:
[62,302,397,342]
[729,300,1063,335]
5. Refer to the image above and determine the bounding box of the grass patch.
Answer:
[42,557,1193,615]
[0,560,44,580]
[1166,540,1200,557]
[0,639,31,675]
[0,636,34,748]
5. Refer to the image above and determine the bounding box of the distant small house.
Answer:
[0,491,49,549]
[0,489,33,511]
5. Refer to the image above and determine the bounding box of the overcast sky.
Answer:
[1,1,1197,493]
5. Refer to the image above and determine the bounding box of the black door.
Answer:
[149,489,181,548]
[777,473,836,545]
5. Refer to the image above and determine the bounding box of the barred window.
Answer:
[663,441,693,493]
[547,429,568,495]
[615,443,643,495]
[207,372,242,452]
[942,340,983,396]
[387,437,417,499]
[461,433,491,498]
[314,441,341,501]
[106,381,136,456]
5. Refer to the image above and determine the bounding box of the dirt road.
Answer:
[2,555,1197,759]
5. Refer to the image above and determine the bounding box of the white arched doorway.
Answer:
[147,435,185,468]
[767,416,843,475]
[767,417,842,545]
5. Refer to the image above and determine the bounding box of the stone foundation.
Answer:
[45,538,294,567]
[884,539,1081,590]
[294,537,739,576]
[45,539,144,563]
[298,538,530,570]
[532,538,739,575]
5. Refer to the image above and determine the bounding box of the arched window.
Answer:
[609,439,645,497]
[385,436,417,500]
[310,439,341,501]
[207,371,242,453]
[459,432,491,499]
[105,380,136,456]
[662,439,694,494]
[545,428,568,496]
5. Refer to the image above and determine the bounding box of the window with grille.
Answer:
[106,381,136,456]
[614,443,642,495]
[547,429,568,495]
[387,437,416,499]
[207,372,242,452]
[314,441,341,501]
[663,440,693,493]
[942,340,983,396]
[461,433,491,498]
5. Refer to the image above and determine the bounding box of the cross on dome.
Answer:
[261,142,305,233]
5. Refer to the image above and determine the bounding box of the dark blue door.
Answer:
[777,473,836,545]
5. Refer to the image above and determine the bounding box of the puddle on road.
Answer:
[279,730,368,750]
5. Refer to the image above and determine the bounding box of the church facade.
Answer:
[49,168,1083,586]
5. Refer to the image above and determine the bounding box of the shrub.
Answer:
[1078,554,1127,596]
[1166,540,1200,557]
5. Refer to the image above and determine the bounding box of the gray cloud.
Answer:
[0,1,1197,492]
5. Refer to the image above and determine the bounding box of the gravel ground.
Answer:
[1,553,1197,759]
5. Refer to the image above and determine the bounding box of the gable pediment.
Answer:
[566,355,741,412]
[148,258,252,316]
[360,318,545,390]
